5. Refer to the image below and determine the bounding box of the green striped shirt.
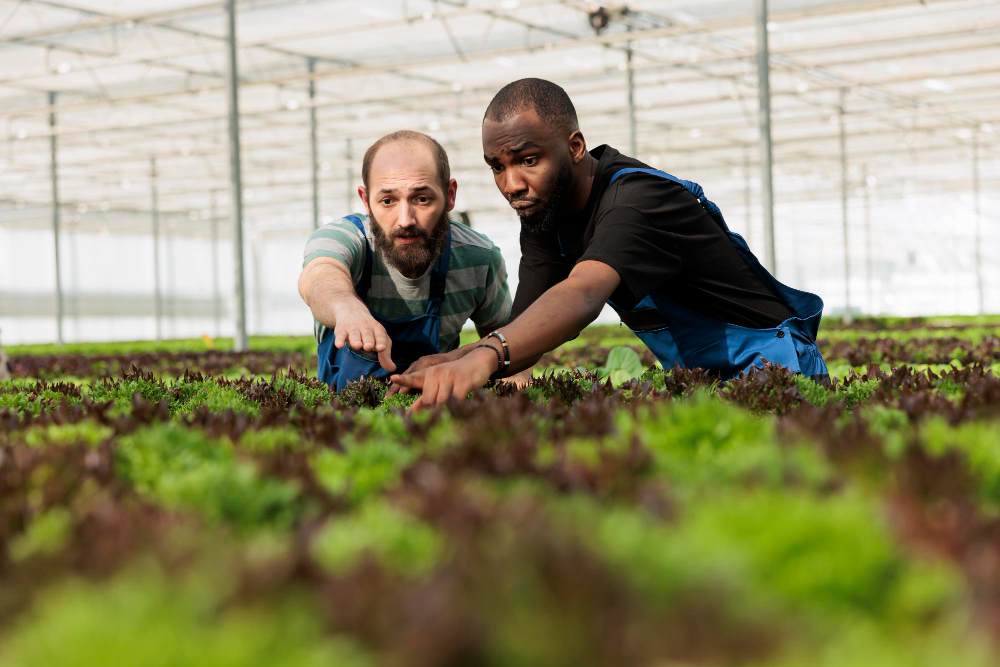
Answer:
[303,214,512,350]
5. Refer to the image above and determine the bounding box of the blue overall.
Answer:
[317,215,452,391]
[572,168,829,381]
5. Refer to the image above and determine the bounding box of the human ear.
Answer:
[359,186,371,215]
[568,130,588,164]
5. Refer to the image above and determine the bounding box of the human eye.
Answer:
[489,164,503,174]
[522,156,539,167]
[415,195,431,204]
[379,198,394,206]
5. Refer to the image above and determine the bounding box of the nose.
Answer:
[396,199,419,230]
[503,168,528,201]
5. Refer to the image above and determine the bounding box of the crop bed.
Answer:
[1,318,1000,666]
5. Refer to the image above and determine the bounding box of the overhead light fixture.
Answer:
[15,128,28,139]
[56,62,72,74]
[494,56,515,68]
[359,7,393,19]
[285,99,301,110]
[922,78,954,94]
[428,120,441,132]
[672,12,701,26]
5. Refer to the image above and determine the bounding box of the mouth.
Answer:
[395,236,421,245]
[511,201,538,214]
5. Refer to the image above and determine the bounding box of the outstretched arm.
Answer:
[298,257,395,371]
[389,260,621,408]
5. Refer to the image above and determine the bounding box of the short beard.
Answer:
[516,157,573,235]
[370,208,450,277]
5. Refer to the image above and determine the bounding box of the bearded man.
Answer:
[298,130,515,391]
[389,79,829,407]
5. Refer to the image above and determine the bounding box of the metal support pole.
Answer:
[48,91,64,345]
[625,25,637,157]
[308,57,320,229]
[972,129,984,315]
[224,0,249,351]
[151,157,163,341]
[211,190,222,337]
[838,88,852,324]
[743,145,753,246]
[252,238,263,334]
[69,226,79,339]
[863,164,874,316]
[345,138,354,211]
[755,0,776,275]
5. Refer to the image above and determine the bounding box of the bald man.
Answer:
[298,130,516,391]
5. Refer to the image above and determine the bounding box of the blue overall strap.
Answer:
[610,167,728,230]
[344,214,374,298]
[428,228,452,300]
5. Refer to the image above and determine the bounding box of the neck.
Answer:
[567,153,599,216]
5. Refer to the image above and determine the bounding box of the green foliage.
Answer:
[116,424,302,530]
[920,417,1000,504]
[239,427,308,454]
[310,500,444,577]
[795,375,834,407]
[2,318,999,665]
[0,383,81,416]
[633,391,832,498]
[311,421,416,505]
[8,508,73,562]
[570,488,970,652]
[0,564,373,667]
[22,422,113,448]
[597,346,645,387]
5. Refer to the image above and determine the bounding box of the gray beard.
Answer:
[369,208,450,277]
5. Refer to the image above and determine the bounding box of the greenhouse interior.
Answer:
[4,2,1000,665]
[1,0,996,346]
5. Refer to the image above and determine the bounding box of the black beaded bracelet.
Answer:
[476,344,503,376]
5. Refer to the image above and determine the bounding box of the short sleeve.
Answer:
[510,229,572,320]
[302,217,367,284]
[577,205,683,309]
[470,244,513,330]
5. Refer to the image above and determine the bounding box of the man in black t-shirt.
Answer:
[389,79,828,408]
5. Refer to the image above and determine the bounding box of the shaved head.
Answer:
[484,78,579,135]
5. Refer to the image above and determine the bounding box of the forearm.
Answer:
[299,264,365,329]
[489,279,605,376]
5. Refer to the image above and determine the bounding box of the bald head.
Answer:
[361,130,450,197]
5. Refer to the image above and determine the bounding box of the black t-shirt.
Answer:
[511,145,793,328]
